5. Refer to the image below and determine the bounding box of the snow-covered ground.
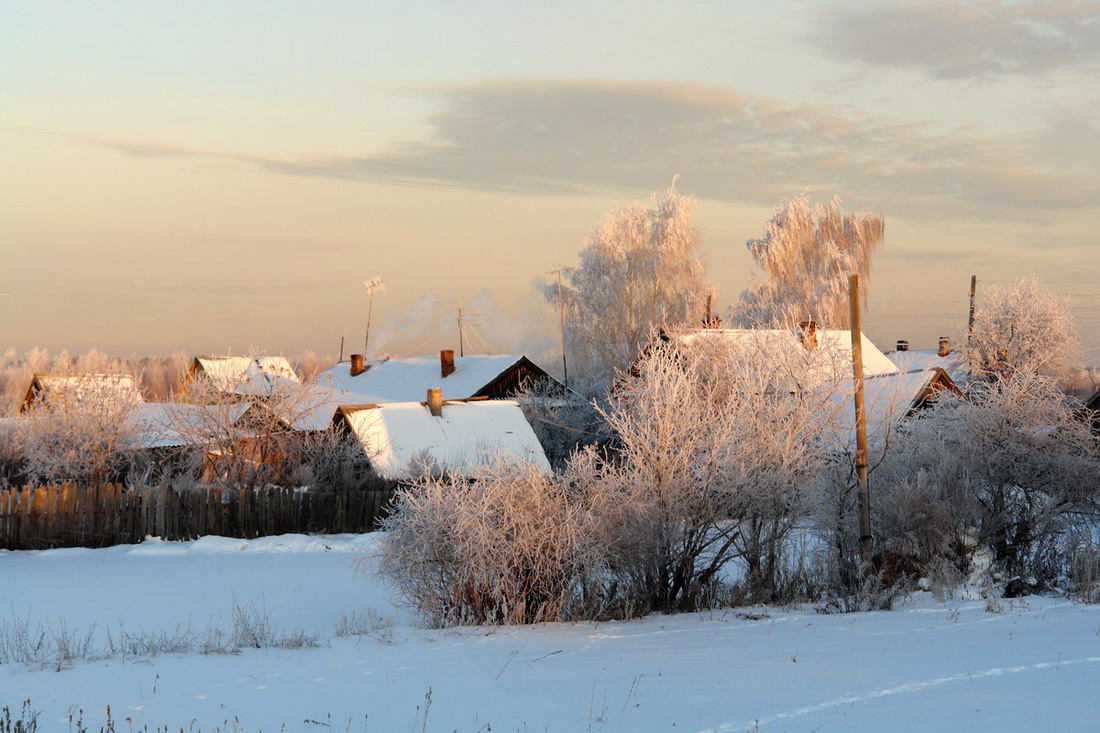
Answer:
[3,534,1100,732]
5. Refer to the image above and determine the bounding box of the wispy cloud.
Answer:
[83,78,1099,220]
[811,1,1100,79]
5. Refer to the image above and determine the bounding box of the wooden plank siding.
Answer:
[0,484,395,550]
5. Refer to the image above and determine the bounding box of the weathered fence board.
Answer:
[0,483,395,550]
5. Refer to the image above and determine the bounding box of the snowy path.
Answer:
[3,535,1100,732]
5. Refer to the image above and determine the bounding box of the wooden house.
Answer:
[317,350,559,404]
[19,373,143,413]
[333,391,551,481]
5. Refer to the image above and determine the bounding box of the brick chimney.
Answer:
[938,337,951,357]
[427,387,443,417]
[440,349,455,378]
[350,354,366,377]
[798,320,819,350]
[896,339,909,352]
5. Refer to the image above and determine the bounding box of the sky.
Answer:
[2,0,1099,365]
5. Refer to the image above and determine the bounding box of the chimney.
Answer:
[350,354,366,377]
[938,337,951,357]
[427,387,443,417]
[440,349,455,378]
[798,320,819,350]
[896,339,909,352]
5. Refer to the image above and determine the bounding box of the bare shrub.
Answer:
[0,700,38,733]
[877,370,1100,590]
[597,333,847,610]
[332,608,395,643]
[14,376,140,487]
[515,378,609,471]
[1066,533,1100,603]
[379,460,609,627]
[287,427,378,491]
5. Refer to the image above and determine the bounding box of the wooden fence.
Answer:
[0,483,395,550]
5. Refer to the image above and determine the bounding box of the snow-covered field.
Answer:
[3,534,1100,732]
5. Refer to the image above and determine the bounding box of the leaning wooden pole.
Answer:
[849,274,872,570]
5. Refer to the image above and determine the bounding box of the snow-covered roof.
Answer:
[190,356,300,396]
[128,402,253,449]
[340,399,551,480]
[887,349,966,383]
[318,354,537,403]
[826,368,958,449]
[666,328,899,377]
[21,373,144,412]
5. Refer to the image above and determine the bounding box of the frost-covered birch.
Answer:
[735,196,884,328]
[965,275,1081,386]
[541,180,715,389]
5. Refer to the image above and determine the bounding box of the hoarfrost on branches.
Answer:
[735,196,884,329]
[541,180,716,389]
[965,275,1081,385]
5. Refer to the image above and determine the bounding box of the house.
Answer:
[19,373,143,413]
[185,355,300,397]
[650,324,900,379]
[828,366,963,448]
[334,391,552,480]
[317,350,558,404]
[635,325,959,450]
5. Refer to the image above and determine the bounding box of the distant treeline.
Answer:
[0,348,338,416]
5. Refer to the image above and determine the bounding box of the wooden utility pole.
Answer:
[968,275,977,336]
[550,268,569,387]
[849,274,872,570]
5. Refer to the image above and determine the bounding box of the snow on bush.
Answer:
[876,370,1100,591]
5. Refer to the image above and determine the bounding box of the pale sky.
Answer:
[3,0,1099,365]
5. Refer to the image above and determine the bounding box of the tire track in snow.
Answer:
[699,655,1100,733]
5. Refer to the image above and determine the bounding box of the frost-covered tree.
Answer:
[966,275,1081,386]
[595,332,849,608]
[735,196,884,328]
[163,366,334,489]
[876,370,1098,589]
[541,180,716,390]
[15,376,141,486]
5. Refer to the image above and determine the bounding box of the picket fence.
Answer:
[0,483,395,550]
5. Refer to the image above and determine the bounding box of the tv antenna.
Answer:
[363,276,387,355]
